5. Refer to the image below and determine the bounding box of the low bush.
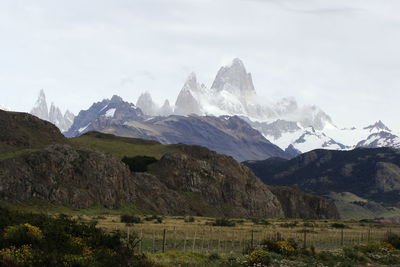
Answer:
[280,221,298,228]
[120,214,142,224]
[385,233,400,249]
[0,207,153,266]
[247,250,271,265]
[212,218,235,227]
[122,156,158,172]
[251,218,270,225]
[208,252,221,261]
[331,223,350,229]
[184,216,195,223]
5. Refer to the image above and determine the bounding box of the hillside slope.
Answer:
[244,148,400,219]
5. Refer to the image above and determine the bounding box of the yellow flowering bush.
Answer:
[3,223,43,244]
[70,236,85,247]
[276,241,295,255]
[247,249,271,265]
[0,245,33,265]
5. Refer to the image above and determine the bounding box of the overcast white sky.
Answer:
[0,0,399,129]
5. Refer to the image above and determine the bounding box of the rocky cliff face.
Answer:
[0,143,283,217]
[268,186,340,219]
[150,146,284,218]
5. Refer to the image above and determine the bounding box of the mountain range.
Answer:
[28,58,400,158]
[132,58,400,155]
[65,95,289,161]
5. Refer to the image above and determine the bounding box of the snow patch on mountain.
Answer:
[105,108,116,118]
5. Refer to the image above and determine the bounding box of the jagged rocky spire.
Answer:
[30,90,75,132]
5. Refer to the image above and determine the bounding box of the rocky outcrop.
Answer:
[268,186,340,219]
[0,144,283,217]
[0,144,137,208]
[150,146,284,218]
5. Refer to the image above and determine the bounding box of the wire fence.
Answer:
[120,225,400,253]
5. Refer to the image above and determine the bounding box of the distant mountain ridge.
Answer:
[243,147,400,219]
[66,95,289,161]
[30,90,75,132]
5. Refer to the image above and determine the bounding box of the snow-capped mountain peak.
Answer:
[364,120,391,132]
[211,58,256,98]
[136,92,158,116]
[31,89,49,121]
[30,90,75,132]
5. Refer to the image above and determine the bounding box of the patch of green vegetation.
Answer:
[70,134,177,160]
[0,206,156,266]
[0,200,147,217]
[0,148,38,160]
[149,251,245,267]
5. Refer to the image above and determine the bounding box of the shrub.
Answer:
[331,223,349,229]
[184,216,195,223]
[251,218,270,225]
[212,218,235,227]
[0,207,149,266]
[385,233,400,249]
[120,215,142,224]
[343,248,370,263]
[3,223,43,245]
[208,253,221,261]
[261,238,298,256]
[247,250,271,265]
[144,215,163,223]
[358,241,395,253]
[122,156,158,172]
[280,221,298,228]
[0,245,33,266]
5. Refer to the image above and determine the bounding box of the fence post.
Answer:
[139,228,143,253]
[192,229,197,252]
[218,230,221,252]
[162,229,166,253]
[367,228,371,242]
[303,230,307,249]
[183,231,187,251]
[251,230,254,248]
[173,227,177,249]
[152,230,156,253]
[340,229,344,247]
